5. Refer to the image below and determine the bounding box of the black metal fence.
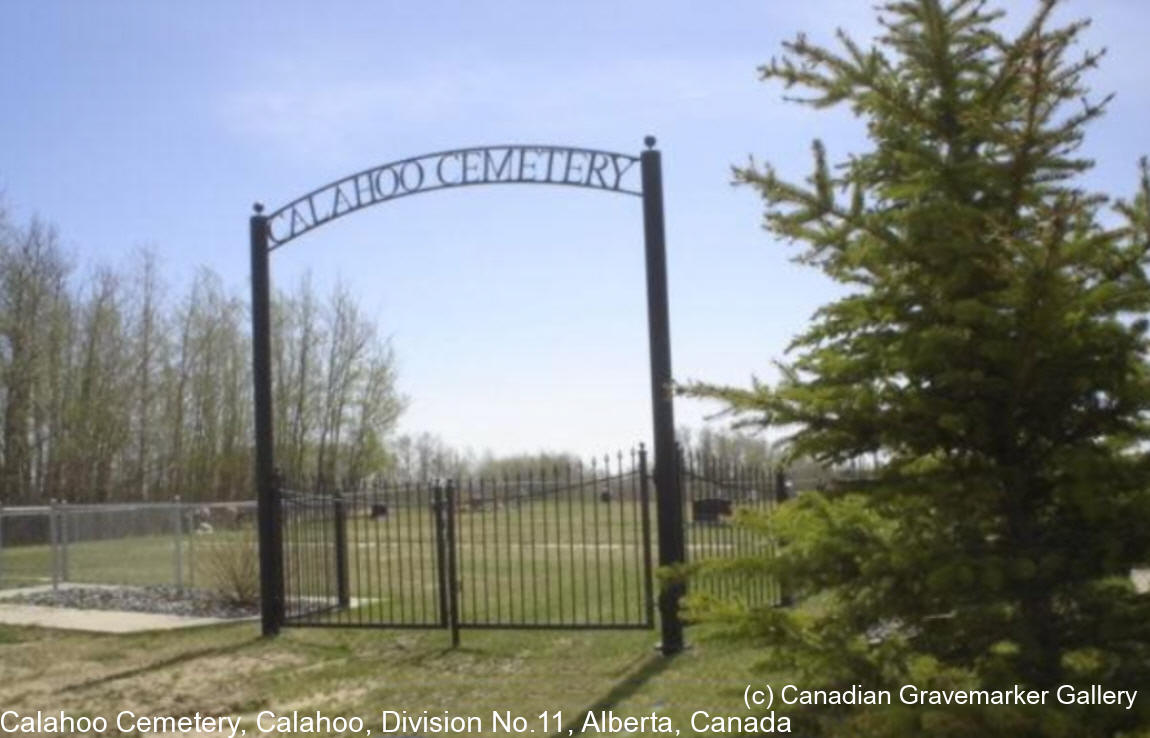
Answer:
[680,451,780,605]
[279,446,780,639]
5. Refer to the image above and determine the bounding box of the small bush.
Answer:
[200,527,260,607]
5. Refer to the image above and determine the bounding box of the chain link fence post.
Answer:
[173,496,184,595]
[49,499,59,591]
[187,502,195,589]
[59,500,70,583]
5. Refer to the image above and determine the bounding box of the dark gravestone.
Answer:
[774,468,791,503]
[692,497,732,524]
[370,504,389,519]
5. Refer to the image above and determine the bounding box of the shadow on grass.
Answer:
[60,635,263,694]
[552,651,678,738]
[283,627,490,669]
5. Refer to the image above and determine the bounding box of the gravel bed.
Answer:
[4,585,259,619]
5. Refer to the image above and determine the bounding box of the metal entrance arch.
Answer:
[249,138,684,652]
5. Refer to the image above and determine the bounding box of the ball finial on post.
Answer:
[644,135,657,150]
[253,202,265,215]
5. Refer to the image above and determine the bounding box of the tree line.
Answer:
[0,204,810,504]
[0,211,403,504]
[352,429,786,486]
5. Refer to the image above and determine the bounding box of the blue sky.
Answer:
[3,0,1149,457]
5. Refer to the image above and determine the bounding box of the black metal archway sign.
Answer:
[249,137,685,652]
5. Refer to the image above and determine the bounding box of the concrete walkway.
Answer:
[0,603,241,633]
[0,584,254,633]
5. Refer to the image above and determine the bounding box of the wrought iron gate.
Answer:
[281,449,657,640]
[278,447,782,640]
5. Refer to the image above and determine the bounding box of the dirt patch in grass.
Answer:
[0,623,773,737]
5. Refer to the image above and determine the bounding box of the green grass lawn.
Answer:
[0,530,253,591]
[1,534,184,590]
[0,621,784,737]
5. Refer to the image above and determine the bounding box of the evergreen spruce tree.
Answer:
[683,1,1150,735]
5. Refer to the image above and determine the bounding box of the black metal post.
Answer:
[773,466,794,607]
[638,444,656,628]
[334,492,350,608]
[434,482,450,628]
[251,205,284,635]
[445,480,461,648]
[640,137,685,655]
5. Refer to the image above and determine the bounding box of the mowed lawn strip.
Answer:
[0,622,777,737]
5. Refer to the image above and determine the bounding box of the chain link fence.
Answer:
[0,500,257,593]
